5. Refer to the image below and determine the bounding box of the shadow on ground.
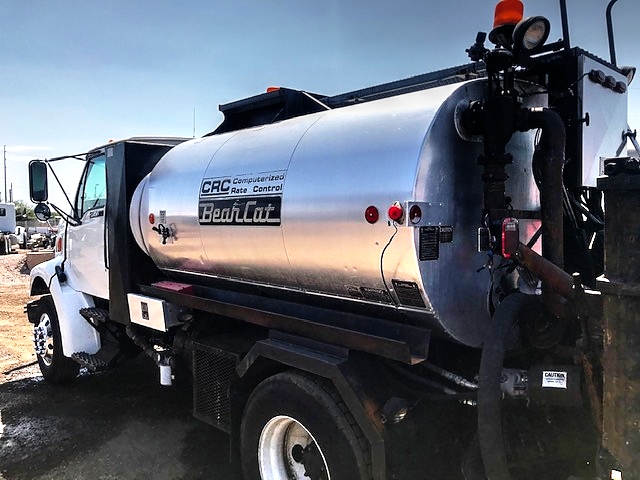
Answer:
[0,357,238,480]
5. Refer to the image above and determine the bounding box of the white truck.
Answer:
[0,202,18,254]
[24,1,640,478]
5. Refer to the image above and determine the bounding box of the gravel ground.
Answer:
[0,252,38,385]
[0,253,471,480]
[0,252,236,480]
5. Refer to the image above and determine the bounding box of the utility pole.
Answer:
[3,145,6,204]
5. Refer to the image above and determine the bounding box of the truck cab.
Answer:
[27,138,188,379]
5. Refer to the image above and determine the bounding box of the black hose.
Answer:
[477,293,530,480]
[125,325,158,360]
[519,108,566,269]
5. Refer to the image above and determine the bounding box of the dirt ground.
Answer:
[0,253,37,384]
[0,252,236,480]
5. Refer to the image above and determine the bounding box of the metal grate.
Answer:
[192,342,239,433]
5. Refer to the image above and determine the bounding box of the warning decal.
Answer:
[542,371,568,389]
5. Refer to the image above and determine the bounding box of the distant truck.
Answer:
[0,202,18,254]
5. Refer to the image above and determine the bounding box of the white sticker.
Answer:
[542,371,568,389]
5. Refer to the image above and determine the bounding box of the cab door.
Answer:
[66,152,109,299]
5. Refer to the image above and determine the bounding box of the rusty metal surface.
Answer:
[598,172,640,476]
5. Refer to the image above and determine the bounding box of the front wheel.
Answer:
[33,295,80,383]
[240,371,371,480]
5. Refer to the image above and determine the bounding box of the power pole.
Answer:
[3,145,6,204]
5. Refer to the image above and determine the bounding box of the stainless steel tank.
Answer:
[130,79,543,347]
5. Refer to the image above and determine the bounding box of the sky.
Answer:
[1,0,638,207]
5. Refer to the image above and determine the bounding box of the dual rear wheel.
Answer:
[240,371,371,480]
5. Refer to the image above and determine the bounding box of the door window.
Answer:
[76,154,106,216]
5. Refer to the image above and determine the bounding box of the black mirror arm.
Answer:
[49,202,82,227]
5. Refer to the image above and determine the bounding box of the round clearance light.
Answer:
[149,213,155,225]
[388,203,404,222]
[513,16,550,54]
[604,75,617,89]
[409,205,422,224]
[365,206,379,224]
[589,69,606,85]
[615,81,628,94]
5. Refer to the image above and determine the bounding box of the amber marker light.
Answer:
[489,0,524,49]
[493,0,524,29]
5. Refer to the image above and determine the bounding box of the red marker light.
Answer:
[56,237,63,253]
[501,217,519,259]
[365,206,379,224]
[267,86,280,93]
[388,203,404,222]
[409,205,422,224]
[149,213,155,225]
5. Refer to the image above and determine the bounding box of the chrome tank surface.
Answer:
[130,79,543,347]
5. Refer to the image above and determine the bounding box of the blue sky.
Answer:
[1,0,638,205]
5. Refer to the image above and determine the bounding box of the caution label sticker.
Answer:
[542,371,568,389]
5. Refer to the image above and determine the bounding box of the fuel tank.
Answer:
[130,79,542,347]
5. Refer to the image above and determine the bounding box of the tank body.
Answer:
[130,79,542,347]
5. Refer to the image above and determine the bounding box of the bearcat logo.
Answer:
[199,196,281,226]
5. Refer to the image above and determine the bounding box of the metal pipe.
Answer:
[519,107,566,269]
[606,0,619,67]
[423,362,478,391]
[559,0,571,50]
[514,242,574,298]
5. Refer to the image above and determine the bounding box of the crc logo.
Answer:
[200,178,231,196]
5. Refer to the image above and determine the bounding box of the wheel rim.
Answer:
[258,415,330,480]
[33,313,54,367]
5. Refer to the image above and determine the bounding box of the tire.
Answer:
[240,371,371,480]
[33,295,80,383]
[0,237,6,255]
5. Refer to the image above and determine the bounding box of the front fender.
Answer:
[30,257,101,358]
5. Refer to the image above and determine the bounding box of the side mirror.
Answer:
[34,203,51,222]
[29,161,49,202]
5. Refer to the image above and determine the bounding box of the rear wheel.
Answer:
[33,295,80,383]
[240,371,371,480]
